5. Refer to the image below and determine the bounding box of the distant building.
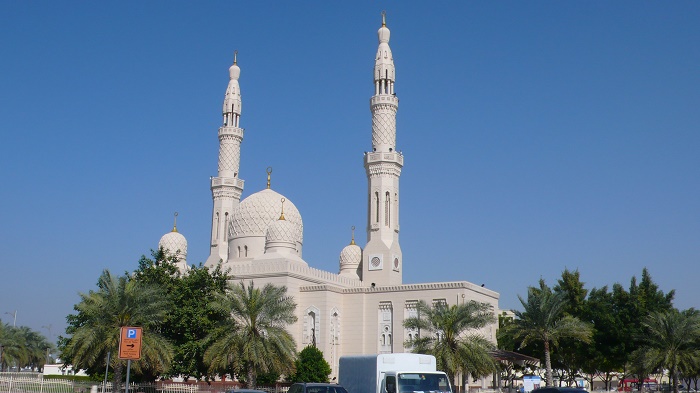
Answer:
[43,364,87,377]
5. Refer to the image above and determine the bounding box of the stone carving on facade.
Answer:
[372,111,397,148]
[366,163,402,178]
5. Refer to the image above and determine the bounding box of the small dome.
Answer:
[339,226,362,279]
[159,230,188,262]
[340,243,362,266]
[266,218,297,245]
[231,188,303,244]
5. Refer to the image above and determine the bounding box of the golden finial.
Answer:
[350,225,356,245]
[381,10,386,27]
[279,198,286,220]
[266,167,272,189]
[233,50,238,65]
[172,212,179,233]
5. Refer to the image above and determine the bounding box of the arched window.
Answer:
[385,192,390,227]
[244,245,248,257]
[237,246,241,258]
[215,212,220,240]
[224,212,229,241]
[309,311,317,346]
[304,306,321,346]
[375,192,380,223]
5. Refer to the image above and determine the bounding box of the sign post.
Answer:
[119,327,142,393]
[119,327,143,360]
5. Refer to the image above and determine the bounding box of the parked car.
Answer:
[226,389,268,393]
[532,388,588,393]
[288,383,349,393]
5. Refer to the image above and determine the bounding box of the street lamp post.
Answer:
[42,325,53,365]
[42,324,53,339]
[4,310,17,327]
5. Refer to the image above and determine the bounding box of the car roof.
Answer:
[298,383,336,386]
[294,384,344,387]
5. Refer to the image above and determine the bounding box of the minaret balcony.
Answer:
[211,177,245,189]
[365,151,404,166]
[218,126,244,139]
[370,95,399,107]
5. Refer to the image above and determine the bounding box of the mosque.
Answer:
[157,15,500,382]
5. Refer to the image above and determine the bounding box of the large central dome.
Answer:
[230,188,303,243]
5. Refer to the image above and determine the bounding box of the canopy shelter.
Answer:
[490,350,541,392]
[490,349,540,367]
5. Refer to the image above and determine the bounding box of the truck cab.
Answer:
[384,372,452,393]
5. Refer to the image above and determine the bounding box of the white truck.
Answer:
[338,354,452,393]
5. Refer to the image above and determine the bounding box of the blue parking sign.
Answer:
[127,328,137,338]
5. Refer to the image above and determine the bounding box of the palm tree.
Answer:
[511,280,593,387]
[0,323,26,371]
[204,281,297,388]
[632,309,700,393]
[403,300,498,384]
[16,327,52,371]
[62,270,173,392]
[0,324,53,372]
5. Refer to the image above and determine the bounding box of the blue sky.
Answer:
[1,2,698,340]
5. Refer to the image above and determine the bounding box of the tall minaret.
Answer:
[206,52,245,267]
[362,13,403,286]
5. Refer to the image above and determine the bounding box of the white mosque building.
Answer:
[157,15,500,382]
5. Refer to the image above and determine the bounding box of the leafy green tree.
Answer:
[61,269,174,392]
[511,279,593,387]
[582,286,626,390]
[403,300,497,384]
[132,249,230,380]
[552,269,590,386]
[633,309,700,393]
[290,345,332,383]
[615,269,675,387]
[256,371,282,385]
[204,281,298,388]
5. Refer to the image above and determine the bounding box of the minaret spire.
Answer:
[266,167,272,189]
[172,212,178,232]
[362,14,403,285]
[206,54,246,267]
[279,198,286,220]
